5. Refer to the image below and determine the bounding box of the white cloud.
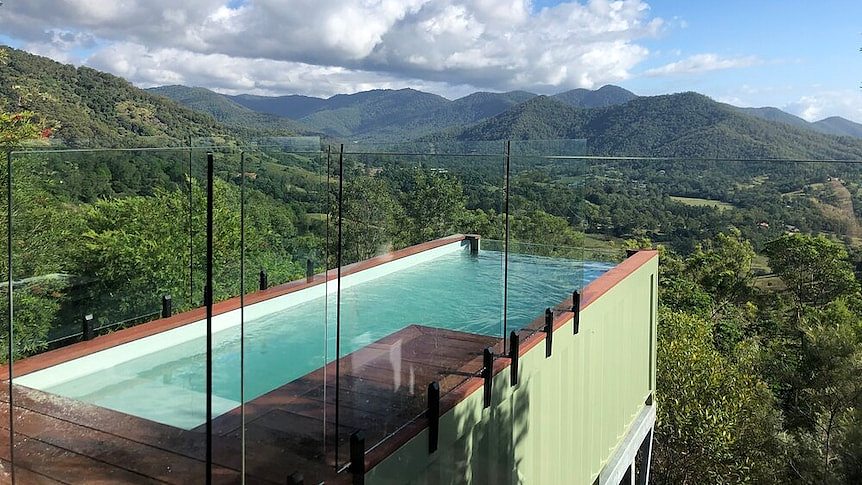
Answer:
[784,90,862,123]
[86,42,477,98]
[0,0,667,96]
[715,95,747,107]
[644,53,761,77]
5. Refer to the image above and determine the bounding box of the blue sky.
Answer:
[627,0,862,118]
[1,0,860,121]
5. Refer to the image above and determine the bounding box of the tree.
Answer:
[783,300,862,483]
[686,228,755,306]
[764,234,859,309]
[0,110,44,149]
[397,168,467,245]
[72,177,305,325]
[339,175,402,263]
[653,310,783,484]
[0,102,55,361]
[510,209,585,257]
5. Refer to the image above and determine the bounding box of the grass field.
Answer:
[670,196,736,211]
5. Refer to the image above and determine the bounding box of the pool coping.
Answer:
[2,234,471,378]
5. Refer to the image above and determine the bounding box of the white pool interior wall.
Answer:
[16,239,470,391]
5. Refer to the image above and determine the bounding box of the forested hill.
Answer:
[7,43,861,156]
[553,84,638,108]
[0,47,238,147]
[737,106,862,138]
[439,93,862,159]
[812,116,862,138]
[147,85,315,137]
[285,88,450,139]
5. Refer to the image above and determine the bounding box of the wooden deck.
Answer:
[0,324,499,484]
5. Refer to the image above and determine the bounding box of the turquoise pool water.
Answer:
[40,248,611,428]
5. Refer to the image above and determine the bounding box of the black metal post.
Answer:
[306,258,314,283]
[335,144,345,465]
[502,140,511,354]
[161,294,172,318]
[428,381,440,453]
[240,150,247,474]
[349,431,365,485]
[82,314,94,341]
[259,269,268,291]
[509,331,520,386]
[483,347,494,408]
[572,290,581,335]
[544,308,553,358]
[205,152,214,485]
[187,136,193,309]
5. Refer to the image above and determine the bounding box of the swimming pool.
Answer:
[16,241,611,429]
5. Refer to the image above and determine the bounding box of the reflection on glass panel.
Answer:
[225,141,334,483]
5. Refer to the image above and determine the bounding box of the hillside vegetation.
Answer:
[207,85,640,141]
[147,85,313,137]
[0,47,236,147]
[552,84,638,108]
[443,93,862,159]
[739,106,862,138]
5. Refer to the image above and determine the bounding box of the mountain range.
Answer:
[146,85,312,136]
[149,84,639,141]
[440,93,862,159]
[148,83,862,144]
[736,107,862,138]
[4,46,862,159]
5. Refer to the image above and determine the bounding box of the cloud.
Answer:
[86,42,478,98]
[715,95,747,107]
[20,29,96,64]
[0,0,666,96]
[784,90,862,123]
[644,53,761,77]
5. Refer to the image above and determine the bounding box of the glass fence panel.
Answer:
[235,140,335,483]
[9,147,208,482]
[1,154,9,477]
[333,141,506,471]
[509,139,591,297]
[203,146,244,481]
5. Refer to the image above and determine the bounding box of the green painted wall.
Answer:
[366,254,658,485]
